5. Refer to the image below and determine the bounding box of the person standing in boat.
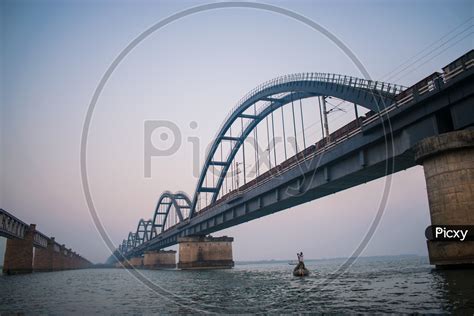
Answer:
[296,252,305,270]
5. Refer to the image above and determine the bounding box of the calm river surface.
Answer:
[1,256,473,314]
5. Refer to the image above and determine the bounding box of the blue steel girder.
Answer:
[151,191,192,237]
[189,74,404,218]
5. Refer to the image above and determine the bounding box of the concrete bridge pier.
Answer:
[415,130,474,268]
[80,256,88,269]
[66,249,73,270]
[69,252,77,269]
[77,256,86,269]
[71,252,77,269]
[61,245,69,270]
[177,236,234,269]
[72,253,81,269]
[3,224,36,274]
[143,250,176,269]
[33,237,55,272]
[52,244,65,271]
[129,256,143,268]
[116,259,132,268]
[63,249,70,270]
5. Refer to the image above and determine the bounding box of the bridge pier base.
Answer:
[2,224,35,275]
[144,250,176,269]
[415,130,474,269]
[116,261,129,268]
[177,236,234,269]
[129,257,143,268]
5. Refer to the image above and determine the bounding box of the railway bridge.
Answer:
[1,208,92,274]
[115,50,473,270]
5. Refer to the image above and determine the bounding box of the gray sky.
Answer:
[1,0,472,263]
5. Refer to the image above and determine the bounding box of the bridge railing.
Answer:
[385,49,474,110]
[33,231,49,248]
[234,72,406,110]
[0,208,29,239]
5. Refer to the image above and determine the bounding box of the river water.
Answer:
[1,255,473,314]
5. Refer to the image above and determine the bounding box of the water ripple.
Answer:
[0,256,473,314]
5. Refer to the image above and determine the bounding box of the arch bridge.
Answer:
[116,51,474,269]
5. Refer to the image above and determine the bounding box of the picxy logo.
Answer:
[425,225,473,242]
[435,227,468,241]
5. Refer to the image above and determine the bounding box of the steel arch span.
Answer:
[127,232,137,249]
[151,191,192,237]
[135,219,153,246]
[189,72,405,217]
[120,240,127,253]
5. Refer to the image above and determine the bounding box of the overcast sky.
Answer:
[1,0,472,263]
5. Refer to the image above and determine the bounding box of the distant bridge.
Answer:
[1,208,91,274]
[117,51,473,265]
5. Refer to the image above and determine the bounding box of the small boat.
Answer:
[293,264,309,277]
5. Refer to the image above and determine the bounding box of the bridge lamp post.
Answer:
[234,161,242,190]
[321,96,330,141]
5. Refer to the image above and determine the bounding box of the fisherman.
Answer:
[296,252,305,270]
